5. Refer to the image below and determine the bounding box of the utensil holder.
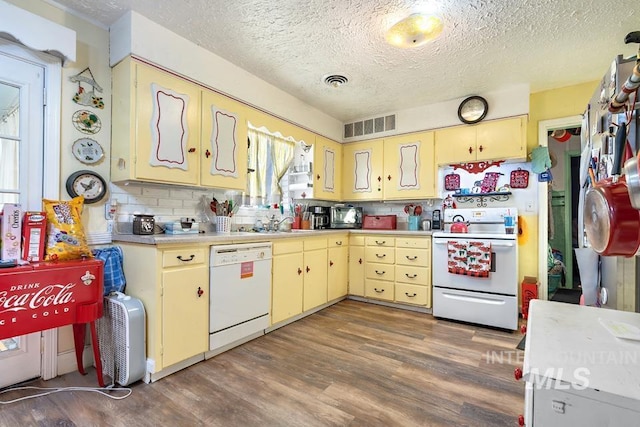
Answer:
[216,216,231,233]
[408,216,420,231]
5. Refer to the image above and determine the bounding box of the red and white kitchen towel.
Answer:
[447,241,492,277]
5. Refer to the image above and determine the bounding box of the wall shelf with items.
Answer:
[452,192,512,207]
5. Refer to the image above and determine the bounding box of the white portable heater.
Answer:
[97,292,146,386]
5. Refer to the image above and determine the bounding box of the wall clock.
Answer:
[72,138,104,165]
[65,170,107,204]
[457,96,489,124]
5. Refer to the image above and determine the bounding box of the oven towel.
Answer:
[466,241,491,278]
[447,241,468,275]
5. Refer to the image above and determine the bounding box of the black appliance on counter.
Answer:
[308,206,330,229]
[329,206,363,229]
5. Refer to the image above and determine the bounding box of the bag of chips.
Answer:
[43,196,93,261]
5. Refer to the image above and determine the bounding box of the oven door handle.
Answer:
[433,240,515,247]
[441,292,506,305]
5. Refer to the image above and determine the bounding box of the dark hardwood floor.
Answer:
[0,300,525,426]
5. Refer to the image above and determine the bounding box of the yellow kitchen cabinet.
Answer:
[118,243,209,379]
[342,139,384,200]
[112,57,201,185]
[271,238,330,324]
[434,116,527,165]
[200,89,248,191]
[363,235,432,307]
[271,244,304,324]
[313,136,343,201]
[303,238,328,311]
[348,235,365,296]
[383,132,436,199]
[327,235,349,300]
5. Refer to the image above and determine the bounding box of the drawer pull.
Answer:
[177,254,195,262]
[375,240,386,245]
[197,287,204,297]
[375,253,386,259]
[374,288,385,293]
[405,292,417,298]
[335,241,343,246]
[405,255,418,261]
[405,273,417,279]
[375,270,386,275]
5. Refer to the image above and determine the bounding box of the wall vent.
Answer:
[344,113,396,140]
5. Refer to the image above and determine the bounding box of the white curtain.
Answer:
[0,105,19,206]
[247,125,296,204]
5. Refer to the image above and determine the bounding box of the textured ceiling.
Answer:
[50,0,640,122]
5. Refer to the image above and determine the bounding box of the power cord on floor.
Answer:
[0,385,132,405]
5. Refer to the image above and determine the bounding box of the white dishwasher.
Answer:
[208,242,272,356]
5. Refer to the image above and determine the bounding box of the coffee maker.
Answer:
[308,206,329,229]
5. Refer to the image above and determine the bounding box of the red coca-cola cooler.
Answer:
[0,258,105,386]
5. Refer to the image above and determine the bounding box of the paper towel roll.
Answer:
[574,247,600,305]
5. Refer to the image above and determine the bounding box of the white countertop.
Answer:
[524,299,640,400]
[112,229,433,245]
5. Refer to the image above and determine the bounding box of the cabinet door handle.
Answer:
[188,147,196,153]
[358,258,363,264]
[374,288,385,293]
[297,268,302,275]
[405,255,418,261]
[316,174,320,180]
[375,240,386,245]
[197,287,204,297]
[387,174,392,181]
[375,270,385,275]
[478,145,484,152]
[377,176,382,182]
[306,266,310,273]
[405,292,417,298]
[329,260,334,267]
[468,146,473,154]
[335,241,342,246]
[405,273,417,279]
[205,149,211,158]
[177,254,195,262]
[375,253,386,258]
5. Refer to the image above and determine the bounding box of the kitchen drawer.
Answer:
[349,235,365,246]
[328,235,348,248]
[396,237,430,249]
[162,247,207,268]
[365,280,394,301]
[365,262,395,282]
[365,236,395,247]
[395,248,430,267]
[365,247,395,264]
[273,240,304,255]
[395,283,429,306]
[304,238,327,251]
[395,265,430,286]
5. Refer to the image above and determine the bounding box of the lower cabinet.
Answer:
[348,235,365,296]
[272,237,330,324]
[119,244,209,376]
[363,235,432,308]
[327,234,349,301]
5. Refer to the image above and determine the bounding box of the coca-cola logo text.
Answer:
[0,283,76,314]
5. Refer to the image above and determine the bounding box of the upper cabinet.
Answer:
[200,90,248,191]
[382,132,435,200]
[111,57,247,190]
[342,139,384,200]
[342,133,435,201]
[434,116,527,165]
[313,136,343,201]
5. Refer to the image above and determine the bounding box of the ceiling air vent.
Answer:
[323,74,349,88]
[344,113,397,140]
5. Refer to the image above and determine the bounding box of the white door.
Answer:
[0,49,46,388]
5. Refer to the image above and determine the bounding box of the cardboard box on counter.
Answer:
[1,204,22,260]
[22,211,46,262]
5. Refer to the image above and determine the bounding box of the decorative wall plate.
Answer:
[72,138,104,165]
[72,110,102,134]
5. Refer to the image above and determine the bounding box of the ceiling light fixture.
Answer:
[385,13,444,48]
